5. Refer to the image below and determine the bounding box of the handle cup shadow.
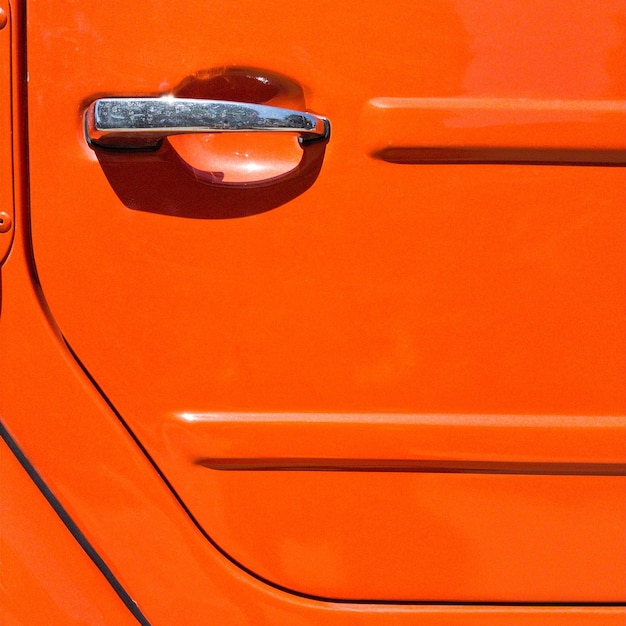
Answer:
[92,134,328,219]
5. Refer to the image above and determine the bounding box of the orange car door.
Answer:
[21,0,626,604]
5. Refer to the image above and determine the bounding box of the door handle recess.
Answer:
[85,97,330,150]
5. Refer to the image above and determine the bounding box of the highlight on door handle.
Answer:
[85,97,330,150]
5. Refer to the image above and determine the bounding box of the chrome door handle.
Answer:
[85,97,330,149]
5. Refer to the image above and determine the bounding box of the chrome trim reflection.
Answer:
[86,97,330,149]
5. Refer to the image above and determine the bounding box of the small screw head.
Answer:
[0,211,12,233]
[0,9,7,30]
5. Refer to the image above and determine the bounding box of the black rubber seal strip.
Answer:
[0,420,151,626]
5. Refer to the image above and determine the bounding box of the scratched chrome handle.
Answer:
[85,97,330,149]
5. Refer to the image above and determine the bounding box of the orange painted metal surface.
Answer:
[0,0,14,263]
[364,97,626,164]
[168,413,626,467]
[0,438,137,626]
[4,115,622,621]
[1,0,625,621]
